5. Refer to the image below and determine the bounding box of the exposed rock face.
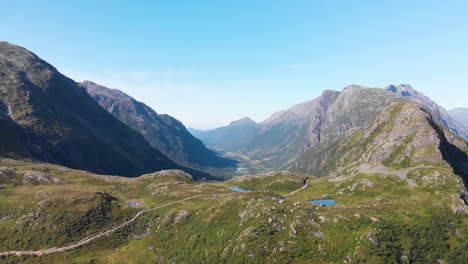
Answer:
[449,108,468,127]
[198,85,404,170]
[320,86,403,142]
[197,84,467,173]
[291,102,468,184]
[0,41,211,179]
[80,80,236,169]
[386,84,468,139]
[246,90,341,168]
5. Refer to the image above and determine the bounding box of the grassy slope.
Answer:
[0,159,466,263]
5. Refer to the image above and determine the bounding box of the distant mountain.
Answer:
[247,86,404,168]
[386,84,468,139]
[292,102,468,182]
[187,128,206,138]
[197,84,468,172]
[80,80,236,169]
[196,85,405,169]
[0,41,211,179]
[194,117,261,152]
[449,108,468,127]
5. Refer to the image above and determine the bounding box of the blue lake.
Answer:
[228,186,257,193]
[310,198,337,206]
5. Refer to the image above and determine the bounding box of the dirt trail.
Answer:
[0,193,231,257]
[1,179,312,257]
[287,179,309,196]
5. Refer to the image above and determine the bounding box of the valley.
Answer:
[0,41,467,263]
[0,157,466,263]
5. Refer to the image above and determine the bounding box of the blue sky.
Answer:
[2,0,468,129]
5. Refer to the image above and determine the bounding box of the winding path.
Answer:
[0,193,231,257]
[287,179,309,196]
[1,179,311,257]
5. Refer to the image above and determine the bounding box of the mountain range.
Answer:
[80,80,236,170]
[0,41,213,179]
[0,41,467,263]
[195,84,468,174]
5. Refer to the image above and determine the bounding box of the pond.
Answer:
[310,198,337,206]
[228,186,257,193]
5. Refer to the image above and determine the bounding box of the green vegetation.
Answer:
[0,158,466,263]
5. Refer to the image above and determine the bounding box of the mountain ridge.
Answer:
[80,80,237,170]
[0,41,212,179]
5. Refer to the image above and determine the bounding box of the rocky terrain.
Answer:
[0,146,466,263]
[0,41,467,263]
[292,102,468,182]
[196,84,468,173]
[0,41,212,179]
[80,80,236,169]
[196,85,407,170]
[386,84,468,139]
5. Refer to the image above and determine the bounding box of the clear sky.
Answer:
[2,0,467,129]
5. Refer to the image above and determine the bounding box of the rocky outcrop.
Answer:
[291,102,468,184]
[387,84,468,139]
[23,171,68,185]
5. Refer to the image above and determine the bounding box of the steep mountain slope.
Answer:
[386,84,468,139]
[292,102,468,183]
[197,84,466,172]
[80,81,236,169]
[195,117,262,152]
[0,106,43,159]
[246,86,404,168]
[449,107,468,127]
[0,41,210,178]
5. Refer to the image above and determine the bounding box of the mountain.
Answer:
[196,85,406,170]
[1,129,467,263]
[386,84,468,139]
[197,84,468,172]
[194,117,261,152]
[292,102,468,182]
[248,86,404,168]
[0,41,211,179]
[449,108,468,127]
[80,81,236,169]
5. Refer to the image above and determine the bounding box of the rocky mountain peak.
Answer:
[386,84,415,96]
[229,117,256,126]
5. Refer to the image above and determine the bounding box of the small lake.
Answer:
[310,198,337,206]
[228,186,257,193]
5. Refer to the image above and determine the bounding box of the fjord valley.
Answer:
[0,41,467,263]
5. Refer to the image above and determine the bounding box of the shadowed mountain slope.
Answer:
[80,81,237,169]
[0,41,212,179]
